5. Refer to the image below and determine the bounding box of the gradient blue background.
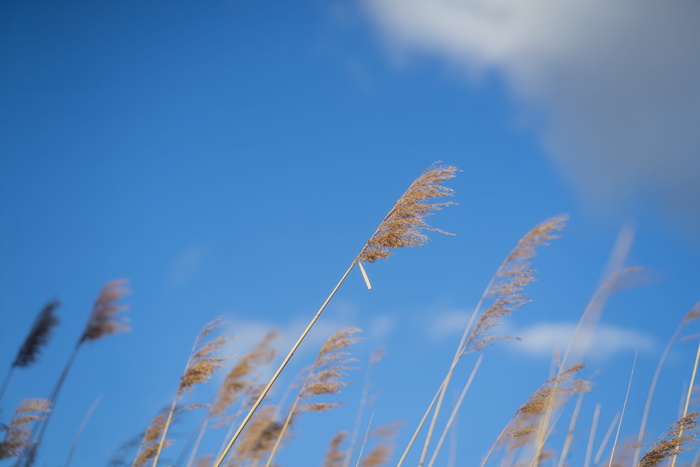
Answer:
[1,1,699,466]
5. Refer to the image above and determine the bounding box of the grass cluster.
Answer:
[1,164,699,466]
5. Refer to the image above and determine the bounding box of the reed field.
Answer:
[1,164,699,467]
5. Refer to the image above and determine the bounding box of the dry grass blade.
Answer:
[0,399,50,459]
[14,301,60,368]
[81,279,131,343]
[264,328,361,467]
[480,364,586,467]
[639,412,699,466]
[358,164,457,263]
[325,431,348,467]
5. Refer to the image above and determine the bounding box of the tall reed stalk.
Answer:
[212,164,457,467]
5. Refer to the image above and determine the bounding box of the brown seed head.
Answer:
[179,318,231,395]
[358,164,457,263]
[132,410,170,467]
[323,431,348,467]
[0,398,51,459]
[360,422,402,467]
[465,215,567,353]
[498,364,586,451]
[81,279,131,343]
[13,301,60,368]
[297,328,361,411]
[639,411,699,467]
[211,331,278,418]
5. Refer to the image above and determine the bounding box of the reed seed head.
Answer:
[360,422,402,467]
[323,431,347,467]
[13,301,60,368]
[231,406,284,464]
[639,411,699,467]
[132,410,169,467]
[0,399,51,459]
[297,328,361,410]
[179,317,231,395]
[81,279,131,343]
[498,364,586,451]
[211,331,278,418]
[358,164,457,263]
[465,215,567,353]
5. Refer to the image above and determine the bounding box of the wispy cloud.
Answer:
[426,310,655,360]
[363,0,700,230]
[507,322,656,361]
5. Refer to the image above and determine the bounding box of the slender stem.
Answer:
[150,396,179,467]
[427,355,483,467]
[594,413,619,465]
[354,412,375,467]
[212,260,358,467]
[396,381,444,467]
[583,403,601,467]
[184,415,210,467]
[22,342,81,466]
[64,395,101,467]
[0,365,16,404]
[608,351,637,467]
[557,391,585,467]
[633,322,683,465]
[342,353,376,467]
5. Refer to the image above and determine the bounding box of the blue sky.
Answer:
[1,1,700,466]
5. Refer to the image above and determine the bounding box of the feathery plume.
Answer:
[359,423,402,467]
[324,432,348,467]
[179,318,230,395]
[132,410,169,467]
[211,331,278,420]
[639,412,699,467]
[0,301,60,404]
[359,164,457,263]
[465,215,568,353]
[228,406,283,466]
[14,301,60,367]
[0,399,51,459]
[81,279,131,343]
[151,317,231,466]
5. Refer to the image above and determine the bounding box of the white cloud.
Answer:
[364,0,700,229]
[509,322,656,361]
